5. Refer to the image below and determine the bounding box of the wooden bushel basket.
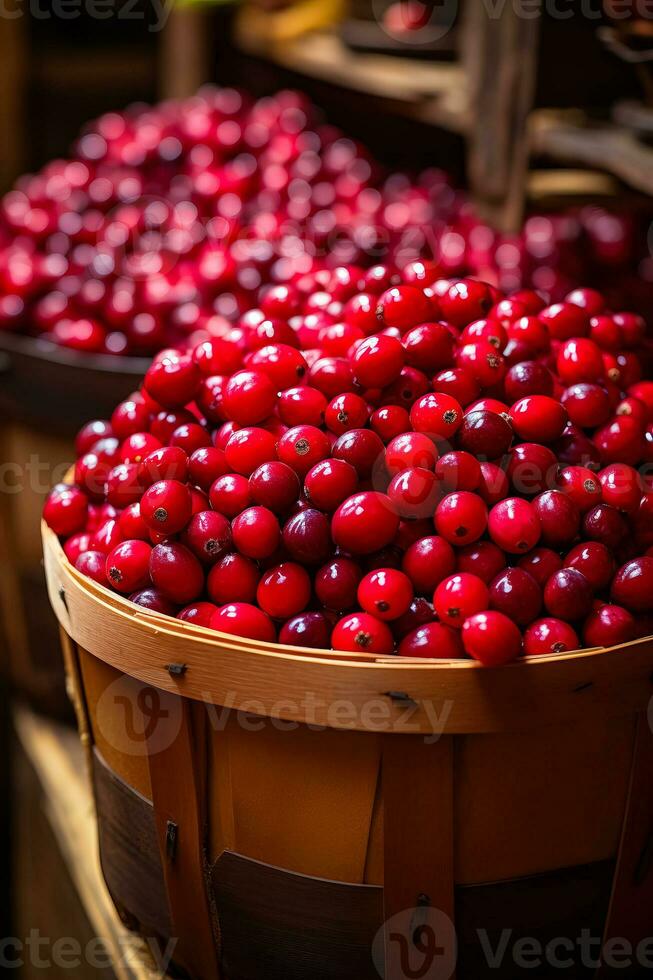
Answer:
[0,334,148,716]
[42,517,653,979]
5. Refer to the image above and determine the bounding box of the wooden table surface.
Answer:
[13,706,169,980]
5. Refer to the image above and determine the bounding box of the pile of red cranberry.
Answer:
[2,87,652,357]
[44,271,653,665]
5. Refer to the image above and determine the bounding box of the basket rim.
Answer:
[42,517,653,733]
[0,330,151,377]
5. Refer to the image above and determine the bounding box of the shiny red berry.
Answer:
[332,491,399,554]
[434,491,488,545]
[331,612,394,655]
[434,573,489,628]
[398,622,464,659]
[149,542,204,604]
[544,568,593,621]
[232,506,280,559]
[488,497,541,553]
[489,567,542,626]
[105,539,152,593]
[523,618,579,655]
[611,557,653,612]
[358,568,413,621]
[141,479,192,535]
[207,552,259,604]
[256,562,312,619]
[583,605,635,647]
[461,611,522,665]
[212,603,276,642]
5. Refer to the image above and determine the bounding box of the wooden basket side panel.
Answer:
[78,648,153,801]
[454,715,636,884]
[207,713,381,884]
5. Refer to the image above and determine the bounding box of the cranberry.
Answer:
[457,410,513,460]
[277,386,327,427]
[566,287,606,316]
[457,341,506,388]
[387,468,439,520]
[256,562,312,619]
[93,519,123,555]
[149,541,204,605]
[188,447,228,492]
[553,424,601,469]
[558,466,602,512]
[279,611,331,649]
[433,367,480,407]
[582,503,628,549]
[434,451,481,492]
[544,568,593,621]
[583,605,635,647]
[538,302,589,340]
[398,622,464,659]
[181,511,231,565]
[248,460,300,515]
[211,603,276,642]
[410,392,463,444]
[177,602,219,628]
[144,354,199,409]
[594,416,644,466]
[324,392,368,435]
[358,568,413,621]
[562,541,612,591]
[139,446,189,487]
[488,497,541,553]
[105,540,152,594]
[75,550,109,586]
[392,597,435,639]
[523,618,579,655]
[439,279,493,328]
[222,427,276,477]
[207,552,259,604]
[489,567,541,626]
[314,557,360,610]
[248,343,307,389]
[504,361,554,401]
[75,419,113,456]
[598,463,642,514]
[304,458,358,512]
[370,405,411,442]
[277,424,331,477]
[332,428,384,479]
[561,384,611,429]
[44,484,88,536]
[64,532,92,564]
[111,397,151,440]
[130,589,179,616]
[611,557,653,612]
[170,423,211,456]
[352,334,404,388]
[105,463,144,508]
[376,285,432,331]
[517,547,563,588]
[477,462,510,505]
[434,573,489,628]
[332,491,399,554]
[510,396,567,443]
[209,473,251,518]
[556,338,604,385]
[331,612,394,655]
[533,490,580,548]
[455,541,504,584]
[223,369,276,425]
[462,611,522,665]
[402,322,454,372]
[400,535,455,595]
[232,506,280,559]
[506,443,558,496]
[462,317,507,350]
[282,508,332,565]
[119,433,162,467]
[434,491,488,545]
[308,356,355,398]
[141,479,192,535]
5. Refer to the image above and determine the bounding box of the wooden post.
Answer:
[159,6,213,100]
[464,2,541,233]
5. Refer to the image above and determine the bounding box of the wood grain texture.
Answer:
[44,522,653,735]
[146,696,221,980]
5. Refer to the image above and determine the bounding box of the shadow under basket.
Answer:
[0,333,148,718]
[42,517,653,979]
